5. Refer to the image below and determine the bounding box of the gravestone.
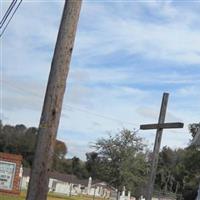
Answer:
[0,152,22,195]
[87,176,92,195]
[128,191,131,200]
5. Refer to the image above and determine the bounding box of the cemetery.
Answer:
[1,1,200,200]
[0,117,199,199]
[21,169,113,198]
[0,152,133,199]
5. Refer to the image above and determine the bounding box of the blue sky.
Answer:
[1,0,200,159]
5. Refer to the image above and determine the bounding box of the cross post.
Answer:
[140,93,184,200]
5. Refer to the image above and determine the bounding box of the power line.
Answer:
[0,0,17,28]
[3,80,140,127]
[65,104,139,126]
[6,80,188,133]
[0,0,23,38]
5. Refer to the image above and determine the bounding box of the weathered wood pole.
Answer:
[140,93,184,199]
[26,1,82,200]
[146,93,169,200]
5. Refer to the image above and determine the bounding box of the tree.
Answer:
[155,145,200,200]
[90,129,148,199]
[156,147,176,193]
[86,152,99,178]
[181,146,200,200]
[0,122,68,170]
[52,140,68,171]
[0,120,2,131]
[71,156,89,179]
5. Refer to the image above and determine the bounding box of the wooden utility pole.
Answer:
[26,1,82,200]
[140,93,184,200]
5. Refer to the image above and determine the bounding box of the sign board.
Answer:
[0,153,22,196]
[0,161,16,190]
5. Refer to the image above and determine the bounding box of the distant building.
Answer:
[21,168,113,198]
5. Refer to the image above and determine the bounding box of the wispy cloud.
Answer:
[2,0,198,159]
[74,1,200,65]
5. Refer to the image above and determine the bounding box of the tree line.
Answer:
[0,121,199,200]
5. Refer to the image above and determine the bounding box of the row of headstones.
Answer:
[119,190,132,200]
[87,177,112,198]
[21,176,111,198]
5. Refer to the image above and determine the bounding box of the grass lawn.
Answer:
[0,192,104,200]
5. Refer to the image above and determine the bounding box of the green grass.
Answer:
[0,192,104,200]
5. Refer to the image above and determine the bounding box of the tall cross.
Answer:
[140,93,184,200]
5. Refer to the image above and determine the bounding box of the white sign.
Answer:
[0,161,16,190]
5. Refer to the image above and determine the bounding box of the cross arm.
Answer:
[140,122,184,130]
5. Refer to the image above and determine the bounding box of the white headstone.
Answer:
[128,191,131,200]
[19,165,23,178]
[122,186,126,196]
[87,176,92,194]
[140,195,145,200]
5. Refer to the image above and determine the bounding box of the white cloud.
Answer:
[73,1,200,65]
[2,1,198,158]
